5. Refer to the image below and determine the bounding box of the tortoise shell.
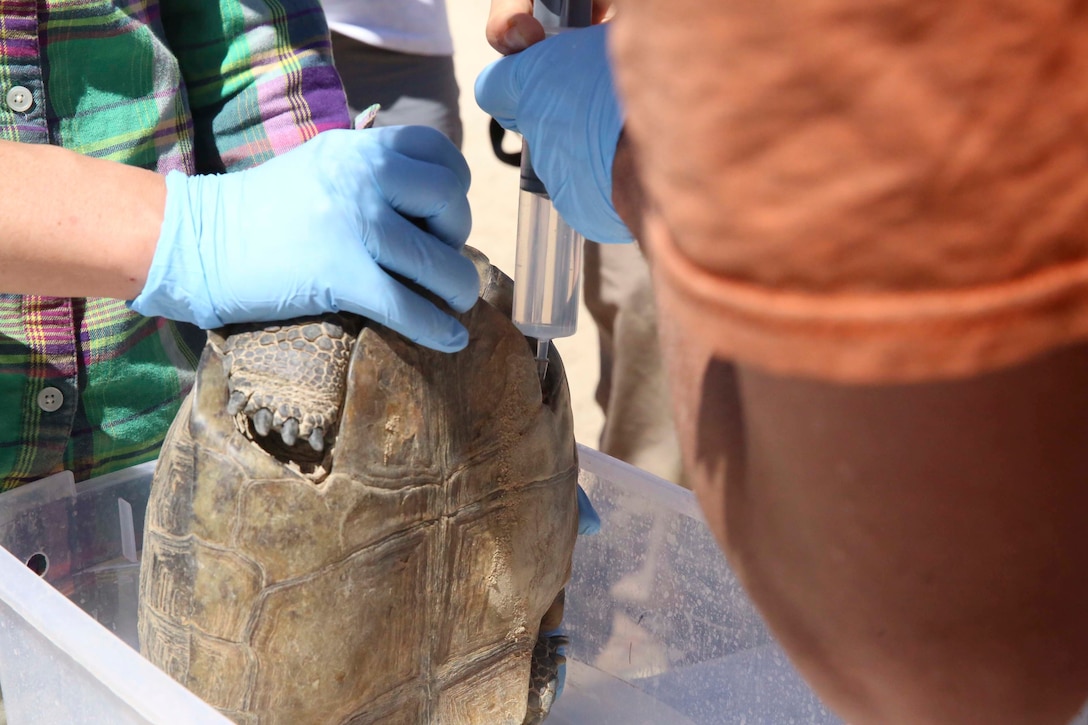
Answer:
[138,251,579,724]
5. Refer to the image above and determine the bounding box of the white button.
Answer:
[7,85,33,113]
[37,387,63,413]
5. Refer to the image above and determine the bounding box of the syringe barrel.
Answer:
[512,188,584,341]
[510,0,591,343]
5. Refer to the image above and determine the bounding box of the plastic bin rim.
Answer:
[577,444,702,521]
[0,545,231,723]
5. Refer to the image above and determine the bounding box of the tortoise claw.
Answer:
[254,408,273,437]
[227,390,248,416]
[308,428,325,453]
[281,418,299,447]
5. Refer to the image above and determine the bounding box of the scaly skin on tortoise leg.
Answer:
[524,589,569,724]
[525,634,568,724]
[208,314,361,458]
[212,245,492,462]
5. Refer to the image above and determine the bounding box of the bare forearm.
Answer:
[0,141,165,300]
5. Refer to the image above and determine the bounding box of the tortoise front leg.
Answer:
[209,314,361,460]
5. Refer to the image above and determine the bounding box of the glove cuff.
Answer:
[128,171,223,328]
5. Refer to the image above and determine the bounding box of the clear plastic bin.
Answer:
[0,463,229,724]
[0,447,836,724]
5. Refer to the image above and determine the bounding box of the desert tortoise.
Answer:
[138,249,579,724]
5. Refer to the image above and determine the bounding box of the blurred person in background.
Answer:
[322,0,463,147]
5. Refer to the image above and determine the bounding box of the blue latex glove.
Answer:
[130,126,479,352]
[576,484,600,535]
[475,24,633,245]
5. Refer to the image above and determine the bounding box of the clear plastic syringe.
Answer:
[511,0,593,381]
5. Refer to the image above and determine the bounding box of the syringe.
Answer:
[511,0,593,381]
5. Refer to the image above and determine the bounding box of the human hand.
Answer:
[129,126,479,352]
[486,0,613,54]
[475,24,632,245]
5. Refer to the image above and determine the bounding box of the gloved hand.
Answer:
[576,484,600,535]
[475,23,633,245]
[130,126,479,353]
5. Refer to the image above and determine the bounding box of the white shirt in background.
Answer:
[321,0,454,56]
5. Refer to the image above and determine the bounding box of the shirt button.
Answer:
[37,387,64,413]
[6,85,33,113]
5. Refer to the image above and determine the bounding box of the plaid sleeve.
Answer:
[159,0,351,173]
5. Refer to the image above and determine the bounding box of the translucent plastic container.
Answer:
[0,448,838,724]
[0,463,229,724]
[553,451,836,725]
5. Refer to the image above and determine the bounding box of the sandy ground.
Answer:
[445,0,606,449]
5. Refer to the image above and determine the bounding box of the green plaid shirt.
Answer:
[0,0,350,490]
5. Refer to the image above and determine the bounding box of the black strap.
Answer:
[489,117,522,167]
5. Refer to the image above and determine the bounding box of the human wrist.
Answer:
[124,164,169,298]
[47,143,170,299]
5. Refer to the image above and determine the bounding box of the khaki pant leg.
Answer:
[584,242,685,486]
